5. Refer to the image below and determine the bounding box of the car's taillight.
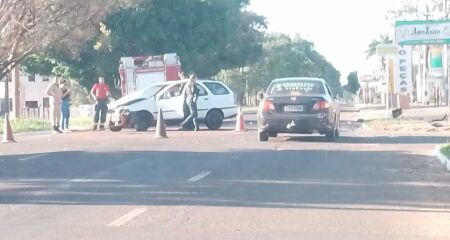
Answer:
[263,100,275,112]
[313,100,330,110]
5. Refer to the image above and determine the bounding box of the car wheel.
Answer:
[110,125,123,132]
[258,130,269,142]
[268,132,278,137]
[108,120,123,132]
[205,110,223,130]
[134,111,153,132]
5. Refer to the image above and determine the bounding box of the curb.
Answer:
[434,145,450,171]
[12,126,91,137]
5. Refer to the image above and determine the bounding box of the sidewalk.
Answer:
[355,104,449,122]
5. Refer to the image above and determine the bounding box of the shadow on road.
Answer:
[0,149,449,213]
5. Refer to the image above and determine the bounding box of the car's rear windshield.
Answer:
[268,80,325,95]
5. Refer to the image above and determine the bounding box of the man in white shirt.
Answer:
[45,77,63,133]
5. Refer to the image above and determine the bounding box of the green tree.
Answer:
[23,0,266,91]
[0,0,131,81]
[218,34,341,105]
[344,71,360,94]
[365,34,393,59]
[386,0,446,23]
[364,34,393,87]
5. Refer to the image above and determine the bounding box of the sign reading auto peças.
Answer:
[395,20,450,45]
[394,46,412,94]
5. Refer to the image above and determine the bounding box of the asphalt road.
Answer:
[0,114,450,240]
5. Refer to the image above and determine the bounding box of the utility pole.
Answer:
[11,66,20,119]
[445,0,450,108]
[2,71,10,117]
[423,11,431,105]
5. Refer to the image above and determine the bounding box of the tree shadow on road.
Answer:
[285,135,450,144]
[0,149,449,213]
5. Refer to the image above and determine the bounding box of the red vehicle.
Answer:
[118,53,182,97]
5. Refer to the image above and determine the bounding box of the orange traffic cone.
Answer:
[235,106,246,132]
[2,114,16,143]
[154,108,167,139]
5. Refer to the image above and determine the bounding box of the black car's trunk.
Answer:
[269,95,325,114]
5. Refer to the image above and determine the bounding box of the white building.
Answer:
[0,74,52,118]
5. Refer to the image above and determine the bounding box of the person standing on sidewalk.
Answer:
[60,80,72,133]
[180,74,199,131]
[90,76,110,131]
[45,77,63,133]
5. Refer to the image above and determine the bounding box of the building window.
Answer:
[42,76,49,82]
[25,101,39,108]
[43,98,50,108]
[28,74,36,82]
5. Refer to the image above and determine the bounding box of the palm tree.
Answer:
[365,34,393,72]
[365,34,393,59]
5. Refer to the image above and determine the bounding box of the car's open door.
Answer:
[155,82,186,120]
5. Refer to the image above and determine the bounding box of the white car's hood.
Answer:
[108,90,151,109]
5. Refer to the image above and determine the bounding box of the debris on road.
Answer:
[430,114,448,123]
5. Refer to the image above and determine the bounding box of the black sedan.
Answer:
[257,77,340,142]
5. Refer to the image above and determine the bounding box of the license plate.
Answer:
[284,105,303,112]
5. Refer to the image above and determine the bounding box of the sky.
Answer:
[248,0,402,84]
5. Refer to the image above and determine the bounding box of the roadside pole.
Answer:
[442,0,450,123]
[445,44,449,107]
[446,0,450,110]
[12,66,20,119]
[386,71,389,119]
[424,12,430,106]
[3,71,10,115]
[386,58,391,119]
[375,44,397,119]
[447,45,450,109]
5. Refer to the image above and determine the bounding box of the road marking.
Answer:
[187,171,212,182]
[17,154,47,161]
[107,208,147,227]
[70,179,124,183]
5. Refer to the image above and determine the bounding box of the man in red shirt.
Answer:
[90,76,110,131]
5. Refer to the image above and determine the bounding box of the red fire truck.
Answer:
[118,53,181,96]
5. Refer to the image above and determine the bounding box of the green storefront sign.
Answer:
[395,20,450,45]
[430,47,443,68]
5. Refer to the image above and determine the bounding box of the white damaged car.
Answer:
[107,79,238,131]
